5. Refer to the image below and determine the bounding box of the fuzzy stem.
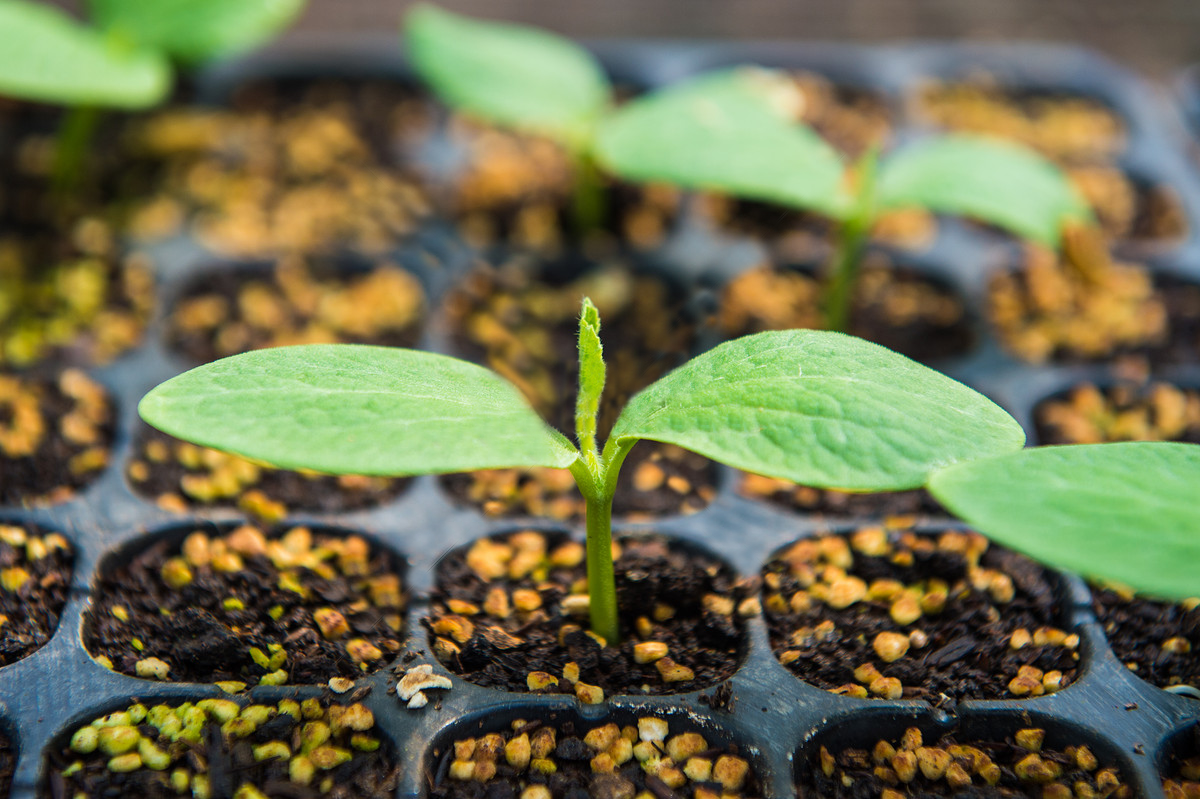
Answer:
[584,490,619,644]
[822,147,881,332]
[52,105,100,204]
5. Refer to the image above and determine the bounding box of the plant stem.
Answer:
[822,147,881,333]
[571,153,607,240]
[52,105,100,206]
[584,490,619,644]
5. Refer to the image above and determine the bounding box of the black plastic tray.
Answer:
[3,35,1200,799]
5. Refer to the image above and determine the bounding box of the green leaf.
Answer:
[875,134,1092,247]
[595,68,850,218]
[139,344,579,476]
[90,0,306,64]
[929,442,1200,601]
[0,0,169,108]
[403,3,609,148]
[610,330,1024,491]
[575,297,605,461]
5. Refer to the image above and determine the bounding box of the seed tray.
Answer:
[2,35,1200,799]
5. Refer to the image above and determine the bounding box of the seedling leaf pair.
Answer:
[931,442,1200,601]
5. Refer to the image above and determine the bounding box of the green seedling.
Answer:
[403,4,615,235]
[0,0,306,196]
[928,440,1200,602]
[594,68,1094,331]
[140,298,1024,645]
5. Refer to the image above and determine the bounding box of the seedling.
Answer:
[594,69,1094,331]
[929,441,1200,602]
[0,0,306,196]
[140,299,1023,645]
[403,4,615,235]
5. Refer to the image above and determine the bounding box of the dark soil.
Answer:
[127,426,410,518]
[988,252,1200,366]
[426,531,751,696]
[915,81,1126,163]
[440,254,718,518]
[789,71,893,160]
[798,726,1130,799]
[1035,381,1200,445]
[0,225,154,369]
[428,716,760,799]
[1092,586,1200,691]
[738,474,944,520]
[763,528,1078,705]
[122,79,431,257]
[442,443,713,522]
[84,523,406,685]
[164,256,426,365]
[0,523,73,667]
[0,369,114,506]
[1067,166,1187,246]
[43,697,399,799]
[719,261,974,364]
[1162,724,1200,799]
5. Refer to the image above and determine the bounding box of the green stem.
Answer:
[822,217,870,333]
[571,153,607,240]
[52,105,101,205]
[584,490,619,645]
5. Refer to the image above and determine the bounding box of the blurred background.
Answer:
[46,0,1200,80]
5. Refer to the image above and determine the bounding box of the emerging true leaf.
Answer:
[875,134,1092,246]
[575,298,605,463]
[611,329,1024,491]
[929,442,1200,601]
[90,0,307,64]
[0,0,169,108]
[404,3,609,148]
[139,345,578,476]
[595,68,850,218]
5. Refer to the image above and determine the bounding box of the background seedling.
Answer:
[929,441,1200,601]
[594,68,1094,331]
[404,4,614,235]
[0,0,306,198]
[140,299,1024,645]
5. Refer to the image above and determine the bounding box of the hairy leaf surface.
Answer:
[140,345,578,476]
[611,330,1024,490]
[929,442,1200,600]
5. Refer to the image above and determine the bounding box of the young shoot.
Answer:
[594,68,1095,331]
[928,441,1200,602]
[403,4,613,236]
[140,299,1024,646]
[0,0,306,198]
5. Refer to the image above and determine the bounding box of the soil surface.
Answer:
[719,260,973,364]
[788,71,894,159]
[914,81,1126,163]
[988,249,1200,366]
[763,528,1078,705]
[1035,381,1200,445]
[84,523,406,685]
[441,255,718,519]
[426,531,751,697]
[0,523,73,667]
[429,716,760,799]
[1092,586,1200,690]
[1067,165,1187,246]
[164,255,425,365]
[738,473,944,520]
[1162,725,1200,799]
[0,369,114,506]
[798,726,1130,799]
[127,427,409,518]
[43,696,399,799]
[123,79,431,257]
